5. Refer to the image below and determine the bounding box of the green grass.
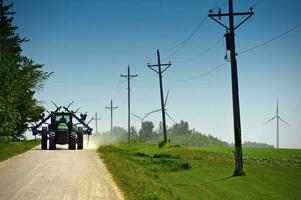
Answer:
[98,143,301,200]
[0,140,40,162]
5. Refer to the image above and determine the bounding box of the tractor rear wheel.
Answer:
[68,132,76,150]
[77,131,83,150]
[49,132,56,150]
[41,132,47,150]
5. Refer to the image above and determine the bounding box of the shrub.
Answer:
[136,152,151,157]
[158,141,166,148]
[181,161,192,169]
[153,153,171,158]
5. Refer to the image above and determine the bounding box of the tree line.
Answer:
[0,2,50,138]
[100,120,228,147]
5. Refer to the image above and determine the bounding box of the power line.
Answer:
[157,1,229,62]
[162,17,208,61]
[161,16,208,52]
[46,86,126,90]
[236,0,261,30]
[168,62,227,82]
[174,37,223,63]
[112,77,127,100]
[238,23,301,55]
[210,0,228,11]
[50,80,121,85]
[132,82,158,96]
[250,0,264,8]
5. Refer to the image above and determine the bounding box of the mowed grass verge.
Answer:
[0,139,40,162]
[98,143,301,200]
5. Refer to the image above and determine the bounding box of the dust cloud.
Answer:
[83,133,126,149]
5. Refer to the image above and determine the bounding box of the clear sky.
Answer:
[7,0,301,148]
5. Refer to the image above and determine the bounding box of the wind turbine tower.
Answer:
[263,99,289,148]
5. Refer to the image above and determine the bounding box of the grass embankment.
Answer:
[0,140,40,162]
[98,143,301,200]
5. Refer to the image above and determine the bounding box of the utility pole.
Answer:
[105,99,118,135]
[208,0,254,176]
[121,66,137,143]
[147,49,171,144]
[94,112,102,134]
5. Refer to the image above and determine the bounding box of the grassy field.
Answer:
[0,140,40,162]
[98,143,301,200]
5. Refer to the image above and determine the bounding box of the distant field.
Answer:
[98,143,301,200]
[0,140,40,162]
[192,146,301,166]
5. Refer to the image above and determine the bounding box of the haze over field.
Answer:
[10,0,301,148]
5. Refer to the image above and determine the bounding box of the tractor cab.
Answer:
[50,112,73,145]
[53,113,72,132]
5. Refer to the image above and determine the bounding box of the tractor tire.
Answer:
[41,132,47,150]
[68,132,76,150]
[77,131,83,150]
[49,132,56,150]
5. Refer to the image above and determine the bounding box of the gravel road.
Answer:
[0,146,123,200]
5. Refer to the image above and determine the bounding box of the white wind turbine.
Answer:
[131,109,162,129]
[132,89,175,129]
[163,90,175,124]
[263,99,289,148]
[150,89,176,124]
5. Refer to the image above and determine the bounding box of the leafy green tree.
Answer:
[0,2,51,137]
[139,121,154,141]
[169,120,191,135]
[130,126,138,139]
[14,57,50,134]
[157,121,168,135]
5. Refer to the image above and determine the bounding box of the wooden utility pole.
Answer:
[147,49,171,144]
[121,66,137,142]
[105,99,118,135]
[208,0,254,176]
[94,112,102,133]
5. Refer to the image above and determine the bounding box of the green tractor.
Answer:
[32,101,93,150]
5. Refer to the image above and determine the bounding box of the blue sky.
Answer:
[8,0,301,148]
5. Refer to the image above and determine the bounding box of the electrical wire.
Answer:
[133,82,158,96]
[250,0,264,8]
[161,16,208,52]
[161,17,208,62]
[236,0,264,26]
[46,86,126,90]
[168,62,227,82]
[238,23,301,55]
[111,77,127,100]
[50,80,123,85]
[173,37,223,64]
[210,0,227,12]
[160,1,230,62]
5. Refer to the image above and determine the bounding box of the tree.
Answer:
[157,121,168,135]
[169,120,191,135]
[139,121,154,141]
[0,1,51,137]
[130,126,138,139]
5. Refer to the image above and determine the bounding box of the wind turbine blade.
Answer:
[164,89,170,107]
[262,116,276,125]
[166,112,175,124]
[144,109,161,119]
[131,113,143,120]
[279,117,290,126]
